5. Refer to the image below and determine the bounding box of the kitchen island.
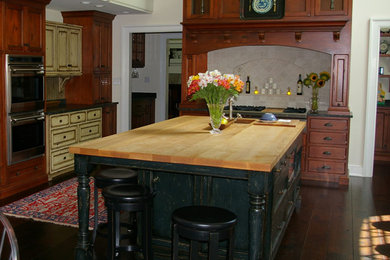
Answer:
[69,116,306,260]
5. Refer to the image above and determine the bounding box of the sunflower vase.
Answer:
[311,87,319,113]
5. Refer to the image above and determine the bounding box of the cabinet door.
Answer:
[45,23,57,74]
[314,0,348,16]
[285,0,311,17]
[24,5,44,53]
[384,112,390,152]
[217,0,239,18]
[57,26,70,72]
[4,2,24,52]
[68,28,82,73]
[102,104,117,137]
[375,110,385,152]
[184,0,214,19]
[99,74,112,103]
[93,22,111,73]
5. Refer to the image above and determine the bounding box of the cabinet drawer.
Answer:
[51,126,77,149]
[273,167,288,212]
[50,148,74,173]
[79,122,101,142]
[8,157,44,182]
[70,111,86,124]
[50,114,69,127]
[307,159,346,175]
[87,109,102,121]
[309,131,347,145]
[309,118,348,131]
[308,145,347,160]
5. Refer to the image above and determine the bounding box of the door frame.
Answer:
[363,18,390,177]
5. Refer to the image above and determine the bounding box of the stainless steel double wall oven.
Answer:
[5,55,45,165]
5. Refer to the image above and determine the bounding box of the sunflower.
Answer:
[315,79,326,88]
[319,71,331,81]
[308,73,318,82]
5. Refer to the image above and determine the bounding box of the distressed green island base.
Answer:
[69,116,305,260]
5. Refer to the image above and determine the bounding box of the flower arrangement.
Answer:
[187,70,244,104]
[303,71,331,113]
[187,70,244,134]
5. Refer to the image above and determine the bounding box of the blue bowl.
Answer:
[260,113,277,121]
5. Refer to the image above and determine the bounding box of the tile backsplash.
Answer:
[208,46,332,110]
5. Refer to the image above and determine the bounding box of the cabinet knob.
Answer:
[59,120,62,123]
[16,171,21,176]
[63,156,67,160]
[321,165,331,170]
[77,116,80,119]
[323,151,332,155]
[323,136,333,141]
[63,136,67,139]
[324,123,333,127]
[68,64,72,67]
[152,176,160,183]
[89,130,92,133]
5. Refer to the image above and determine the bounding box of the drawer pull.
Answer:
[63,136,67,139]
[323,151,332,155]
[324,123,333,127]
[278,190,284,195]
[89,130,92,133]
[16,171,21,176]
[77,116,81,119]
[59,120,62,123]
[323,136,333,141]
[94,113,96,116]
[321,165,331,170]
[63,156,67,160]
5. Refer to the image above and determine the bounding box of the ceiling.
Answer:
[47,0,153,15]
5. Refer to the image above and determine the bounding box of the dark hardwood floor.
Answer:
[1,163,389,260]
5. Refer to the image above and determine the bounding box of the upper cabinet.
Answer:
[93,20,111,73]
[3,0,50,55]
[184,0,350,22]
[46,21,82,76]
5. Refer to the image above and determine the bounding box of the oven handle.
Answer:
[11,115,45,125]
[11,68,45,74]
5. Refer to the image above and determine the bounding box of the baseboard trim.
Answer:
[348,164,364,177]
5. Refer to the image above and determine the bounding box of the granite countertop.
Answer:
[45,101,118,115]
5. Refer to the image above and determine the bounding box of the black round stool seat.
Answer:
[172,206,237,231]
[102,184,153,260]
[95,167,138,188]
[103,184,153,205]
[92,167,138,245]
[172,206,237,260]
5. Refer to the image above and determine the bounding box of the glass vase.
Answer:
[311,87,319,113]
[207,103,225,134]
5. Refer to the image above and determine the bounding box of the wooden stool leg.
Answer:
[143,204,153,260]
[208,232,219,260]
[172,223,179,260]
[227,228,235,260]
[114,210,121,259]
[190,240,200,260]
[92,181,99,244]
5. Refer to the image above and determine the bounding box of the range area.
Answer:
[225,105,308,119]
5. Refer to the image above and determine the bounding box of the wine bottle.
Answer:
[297,74,303,95]
[246,76,251,94]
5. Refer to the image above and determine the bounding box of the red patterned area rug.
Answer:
[0,177,106,229]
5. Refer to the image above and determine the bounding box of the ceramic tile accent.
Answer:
[208,46,332,110]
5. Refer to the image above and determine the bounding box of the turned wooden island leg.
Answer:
[74,154,93,260]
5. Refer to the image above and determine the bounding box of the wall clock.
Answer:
[240,0,285,20]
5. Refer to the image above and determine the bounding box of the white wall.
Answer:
[349,0,390,177]
[111,0,183,131]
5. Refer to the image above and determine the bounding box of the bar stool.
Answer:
[92,167,138,244]
[102,184,153,260]
[172,205,237,260]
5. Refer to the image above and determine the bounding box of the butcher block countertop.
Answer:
[69,116,306,172]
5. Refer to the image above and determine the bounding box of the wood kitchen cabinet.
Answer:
[375,106,390,162]
[102,103,117,137]
[45,21,82,76]
[184,0,351,21]
[303,114,351,186]
[46,108,102,179]
[62,11,115,105]
[3,0,49,55]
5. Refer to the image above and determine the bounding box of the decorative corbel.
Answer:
[333,31,340,41]
[258,32,265,43]
[58,77,71,93]
[190,33,198,44]
[295,32,302,42]
[223,33,232,43]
